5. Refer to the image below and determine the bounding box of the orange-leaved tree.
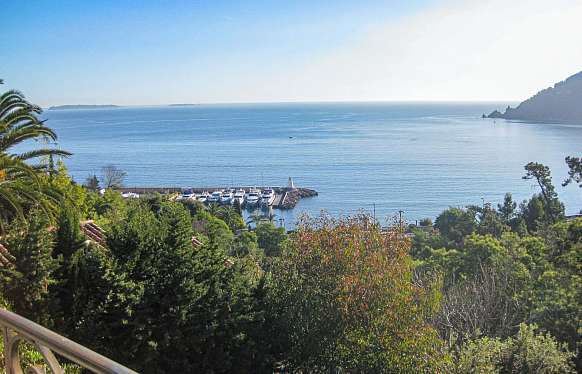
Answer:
[267,214,448,373]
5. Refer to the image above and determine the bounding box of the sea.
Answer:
[39,102,582,228]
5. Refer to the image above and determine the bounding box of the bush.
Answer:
[267,214,448,373]
[449,324,575,373]
[0,213,58,325]
[255,222,287,256]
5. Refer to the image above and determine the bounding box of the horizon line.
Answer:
[44,99,519,109]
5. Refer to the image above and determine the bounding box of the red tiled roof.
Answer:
[80,221,106,246]
[0,243,15,267]
[191,236,203,248]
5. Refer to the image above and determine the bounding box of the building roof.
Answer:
[0,243,14,267]
[80,221,106,246]
[191,236,203,248]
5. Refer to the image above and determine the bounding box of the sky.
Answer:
[2,0,582,106]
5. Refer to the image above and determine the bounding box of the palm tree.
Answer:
[245,210,263,226]
[0,81,71,230]
[245,209,277,226]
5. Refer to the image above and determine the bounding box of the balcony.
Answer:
[0,309,137,374]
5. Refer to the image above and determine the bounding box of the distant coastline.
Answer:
[48,104,120,110]
[168,103,200,107]
[486,71,582,123]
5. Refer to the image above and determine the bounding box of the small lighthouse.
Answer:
[287,176,296,190]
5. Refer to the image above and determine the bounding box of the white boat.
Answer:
[260,188,275,206]
[220,189,233,204]
[208,190,222,203]
[121,192,139,199]
[246,188,261,207]
[181,188,196,201]
[233,189,246,206]
[196,191,209,203]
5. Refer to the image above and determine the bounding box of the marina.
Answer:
[117,179,318,210]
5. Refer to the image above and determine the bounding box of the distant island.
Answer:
[486,71,582,123]
[169,103,200,107]
[48,104,120,110]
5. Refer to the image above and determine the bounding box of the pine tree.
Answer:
[0,213,58,325]
[523,162,564,222]
[84,174,100,191]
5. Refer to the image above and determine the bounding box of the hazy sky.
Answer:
[3,0,582,106]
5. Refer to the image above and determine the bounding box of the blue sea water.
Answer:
[40,102,582,227]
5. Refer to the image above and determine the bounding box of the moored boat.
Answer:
[220,189,233,204]
[260,188,275,206]
[233,189,246,206]
[196,191,209,203]
[246,188,261,207]
[181,188,196,201]
[208,190,222,203]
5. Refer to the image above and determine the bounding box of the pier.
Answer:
[117,186,318,209]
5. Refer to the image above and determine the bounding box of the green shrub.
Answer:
[449,324,575,373]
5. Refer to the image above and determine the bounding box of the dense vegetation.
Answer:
[411,162,581,372]
[0,82,580,372]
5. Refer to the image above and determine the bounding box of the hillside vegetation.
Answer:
[488,71,582,123]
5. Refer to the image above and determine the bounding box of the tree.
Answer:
[435,264,524,345]
[49,200,88,328]
[477,205,509,238]
[231,230,259,256]
[525,218,582,368]
[459,234,509,277]
[410,226,445,261]
[563,156,582,189]
[97,201,267,372]
[498,193,517,223]
[434,207,477,246]
[43,161,95,219]
[179,198,205,217]
[84,174,100,191]
[520,194,547,233]
[214,205,245,232]
[255,222,287,256]
[0,82,71,228]
[267,214,448,372]
[419,217,433,226]
[523,162,564,222]
[448,324,575,373]
[55,242,142,369]
[93,188,126,217]
[193,209,234,252]
[0,213,59,325]
[101,164,126,189]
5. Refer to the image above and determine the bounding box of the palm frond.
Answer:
[0,127,59,152]
[13,148,72,162]
[2,109,45,130]
[0,84,68,231]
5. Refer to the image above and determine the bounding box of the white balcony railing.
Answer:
[0,309,138,374]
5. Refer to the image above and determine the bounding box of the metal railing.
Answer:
[0,309,138,374]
